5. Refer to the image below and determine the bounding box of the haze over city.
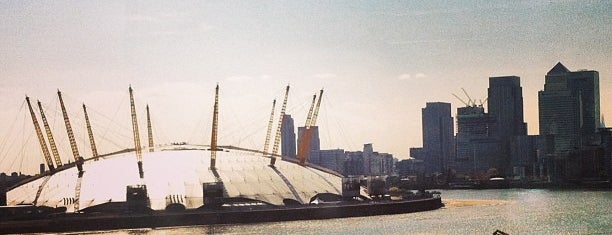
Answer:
[1,0,611,174]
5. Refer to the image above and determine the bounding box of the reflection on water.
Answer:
[74,189,611,235]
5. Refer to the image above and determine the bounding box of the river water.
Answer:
[75,189,611,235]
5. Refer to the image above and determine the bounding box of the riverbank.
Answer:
[87,189,610,234]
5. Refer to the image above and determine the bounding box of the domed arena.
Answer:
[6,145,348,212]
[5,86,361,213]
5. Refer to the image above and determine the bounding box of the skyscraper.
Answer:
[488,76,527,137]
[538,62,600,181]
[421,102,454,175]
[281,114,296,158]
[454,106,499,174]
[488,76,527,174]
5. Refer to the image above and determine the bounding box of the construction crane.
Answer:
[37,100,63,168]
[452,93,470,107]
[129,86,144,179]
[453,88,487,108]
[25,96,55,171]
[296,89,323,165]
[210,84,220,169]
[270,85,290,166]
[146,104,154,152]
[82,104,99,160]
[461,88,474,106]
[263,99,276,155]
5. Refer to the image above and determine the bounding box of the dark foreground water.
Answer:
[72,189,611,235]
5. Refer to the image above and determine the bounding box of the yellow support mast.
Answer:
[263,99,276,155]
[83,104,99,160]
[129,86,144,179]
[304,94,317,127]
[311,89,324,127]
[210,84,220,169]
[57,90,85,212]
[270,85,290,166]
[37,100,63,168]
[57,90,84,174]
[146,104,154,152]
[26,96,55,171]
[297,89,323,165]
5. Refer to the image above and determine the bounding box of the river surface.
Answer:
[72,189,611,235]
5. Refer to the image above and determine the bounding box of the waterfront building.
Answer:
[421,102,454,175]
[281,114,296,158]
[362,143,373,174]
[381,153,394,176]
[309,149,346,174]
[396,158,424,177]
[410,147,424,160]
[598,128,612,182]
[344,152,364,176]
[338,144,395,176]
[510,135,538,180]
[454,106,500,174]
[538,62,600,182]
[488,76,528,175]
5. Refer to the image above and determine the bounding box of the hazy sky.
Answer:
[1,0,611,174]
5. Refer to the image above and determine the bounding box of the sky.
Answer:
[1,0,611,174]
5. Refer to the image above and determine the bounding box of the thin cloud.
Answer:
[398,73,427,81]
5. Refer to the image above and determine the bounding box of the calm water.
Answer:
[72,189,611,235]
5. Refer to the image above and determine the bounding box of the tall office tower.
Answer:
[455,106,499,173]
[488,76,527,174]
[421,102,454,175]
[538,62,600,181]
[297,126,320,161]
[488,76,527,137]
[281,114,296,158]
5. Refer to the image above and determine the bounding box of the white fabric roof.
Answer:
[7,145,345,211]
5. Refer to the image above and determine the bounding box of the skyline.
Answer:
[1,1,611,174]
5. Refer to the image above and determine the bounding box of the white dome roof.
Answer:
[7,145,345,211]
